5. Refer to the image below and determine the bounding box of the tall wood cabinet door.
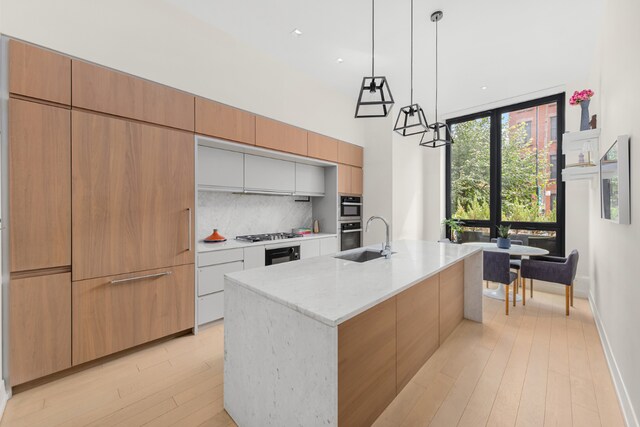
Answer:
[338,297,397,427]
[195,98,255,145]
[9,39,71,105]
[337,141,364,167]
[72,111,195,281]
[10,273,71,385]
[351,167,363,195]
[307,132,338,162]
[439,261,464,344]
[72,264,194,365]
[255,116,308,156]
[338,164,351,194]
[72,60,195,131]
[9,99,71,272]
[396,275,439,392]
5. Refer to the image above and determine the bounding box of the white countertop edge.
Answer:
[224,244,483,328]
[197,233,338,253]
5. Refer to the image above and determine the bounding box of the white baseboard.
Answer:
[0,380,8,422]
[589,293,639,427]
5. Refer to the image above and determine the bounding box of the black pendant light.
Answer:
[355,0,394,118]
[394,0,429,136]
[420,10,454,148]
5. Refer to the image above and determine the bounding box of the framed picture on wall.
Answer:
[600,135,630,224]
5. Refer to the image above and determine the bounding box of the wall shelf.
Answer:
[562,129,600,181]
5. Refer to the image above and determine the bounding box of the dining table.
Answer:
[462,242,549,302]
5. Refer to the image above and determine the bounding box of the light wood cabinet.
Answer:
[71,111,194,281]
[396,275,440,392]
[72,60,195,131]
[338,141,364,167]
[10,273,71,385]
[255,116,307,156]
[307,132,338,162]
[72,264,194,365]
[9,39,71,105]
[351,167,363,195]
[338,164,352,194]
[9,99,70,272]
[439,262,465,344]
[195,97,255,145]
[338,297,396,427]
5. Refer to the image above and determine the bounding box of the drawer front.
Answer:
[198,261,243,296]
[198,248,244,267]
[198,291,224,325]
[72,264,195,365]
[320,237,338,256]
[300,239,320,260]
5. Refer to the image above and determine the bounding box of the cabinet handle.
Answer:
[187,207,192,251]
[110,271,172,284]
[341,229,363,234]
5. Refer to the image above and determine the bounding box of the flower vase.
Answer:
[580,100,590,131]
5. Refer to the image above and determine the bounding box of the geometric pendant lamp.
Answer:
[420,10,454,148]
[394,0,429,136]
[355,0,395,118]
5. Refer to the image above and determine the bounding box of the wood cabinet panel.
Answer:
[396,275,439,392]
[338,297,396,427]
[9,39,71,105]
[255,116,307,156]
[338,164,352,194]
[307,132,338,162]
[10,273,71,385]
[72,264,194,365]
[338,141,363,167]
[351,166,363,195]
[195,98,255,145]
[71,111,194,281]
[9,99,70,272]
[439,261,465,344]
[72,60,194,131]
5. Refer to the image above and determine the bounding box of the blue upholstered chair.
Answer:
[483,251,518,315]
[489,238,524,289]
[521,250,579,316]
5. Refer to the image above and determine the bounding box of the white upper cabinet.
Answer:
[244,154,295,194]
[198,146,244,191]
[295,163,325,196]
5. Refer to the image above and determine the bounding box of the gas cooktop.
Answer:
[235,232,303,243]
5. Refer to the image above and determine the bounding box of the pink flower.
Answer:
[570,89,594,105]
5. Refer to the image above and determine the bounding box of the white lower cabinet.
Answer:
[300,239,320,259]
[243,245,265,270]
[198,292,224,325]
[320,236,338,255]
[198,261,243,296]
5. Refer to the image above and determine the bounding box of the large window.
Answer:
[446,94,565,255]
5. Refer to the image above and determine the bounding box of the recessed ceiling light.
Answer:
[336,58,344,64]
[481,86,488,90]
[291,28,303,36]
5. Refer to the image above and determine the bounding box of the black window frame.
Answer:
[445,93,566,255]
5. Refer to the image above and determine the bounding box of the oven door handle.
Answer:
[341,229,363,233]
[341,202,363,206]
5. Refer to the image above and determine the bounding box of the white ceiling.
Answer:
[165,0,603,117]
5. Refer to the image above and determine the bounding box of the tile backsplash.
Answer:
[197,191,313,241]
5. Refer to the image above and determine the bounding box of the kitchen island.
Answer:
[223,240,483,427]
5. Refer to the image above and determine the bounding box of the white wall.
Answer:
[0,0,365,147]
[392,132,424,241]
[586,0,640,424]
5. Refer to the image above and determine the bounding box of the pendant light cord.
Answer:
[410,0,414,105]
[371,0,375,77]
[434,17,439,122]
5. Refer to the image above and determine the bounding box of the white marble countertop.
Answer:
[197,233,337,253]
[462,242,549,256]
[225,240,482,327]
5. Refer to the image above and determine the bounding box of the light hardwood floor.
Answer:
[1,290,624,427]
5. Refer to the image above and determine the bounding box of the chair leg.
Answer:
[570,283,574,307]
[530,278,533,298]
[565,286,570,316]
[505,284,510,315]
[513,280,516,307]
[485,280,488,288]
[522,278,526,306]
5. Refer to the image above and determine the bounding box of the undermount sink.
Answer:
[335,249,392,263]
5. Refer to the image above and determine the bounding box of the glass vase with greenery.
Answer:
[442,218,464,243]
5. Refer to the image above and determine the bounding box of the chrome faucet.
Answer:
[365,216,392,259]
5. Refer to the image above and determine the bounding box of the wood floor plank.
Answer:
[400,373,455,427]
